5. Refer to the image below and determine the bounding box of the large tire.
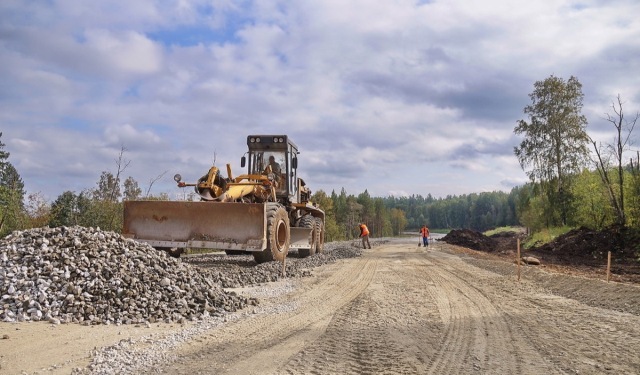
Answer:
[298,215,316,258]
[253,203,290,264]
[315,217,325,253]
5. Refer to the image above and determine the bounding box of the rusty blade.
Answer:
[123,201,267,251]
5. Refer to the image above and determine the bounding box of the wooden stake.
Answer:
[607,251,611,283]
[517,238,521,282]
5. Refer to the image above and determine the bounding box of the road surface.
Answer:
[156,239,640,374]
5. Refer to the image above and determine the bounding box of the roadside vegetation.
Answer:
[483,226,524,237]
[1,75,639,255]
[519,226,573,249]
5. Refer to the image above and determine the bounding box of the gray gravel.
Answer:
[182,241,371,288]
[0,226,251,325]
[77,240,368,374]
[1,225,369,374]
[0,226,368,327]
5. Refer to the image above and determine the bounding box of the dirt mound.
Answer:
[451,226,640,283]
[441,229,496,252]
[437,227,639,283]
[528,226,640,274]
[488,231,526,254]
[529,227,612,265]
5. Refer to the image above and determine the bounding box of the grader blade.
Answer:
[123,201,267,251]
[290,227,313,250]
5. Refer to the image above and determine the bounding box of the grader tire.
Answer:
[297,215,317,258]
[315,217,325,254]
[253,204,290,264]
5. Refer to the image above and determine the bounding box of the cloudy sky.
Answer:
[2,0,640,202]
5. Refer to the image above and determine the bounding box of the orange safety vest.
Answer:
[420,226,430,237]
[359,224,370,236]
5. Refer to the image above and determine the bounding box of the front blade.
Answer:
[123,201,267,251]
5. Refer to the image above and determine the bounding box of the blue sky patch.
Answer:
[148,23,244,47]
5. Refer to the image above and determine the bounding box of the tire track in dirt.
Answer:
[157,256,379,375]
[277,244,553,375]
[423,250,563,374]
[156,241,640,374]
[278,246,441,375]
[490,284,640,374]
[440,243,640,374]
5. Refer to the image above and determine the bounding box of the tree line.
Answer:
[0,134,518,241]
[1,74,638,241]
[513,76,639,232]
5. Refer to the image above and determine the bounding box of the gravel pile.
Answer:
[0,224,367,374]
[1,226,367,326]
[0,226,251,325]
[79,242,367,374]
[184,243,366,288]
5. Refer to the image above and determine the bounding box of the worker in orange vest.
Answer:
[420,224,430,247]
[359,223,371,249]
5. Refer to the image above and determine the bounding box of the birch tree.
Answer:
[514,75,590,226]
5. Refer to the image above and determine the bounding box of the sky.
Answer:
[2,0,640,202]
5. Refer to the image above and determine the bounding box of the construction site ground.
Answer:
[2,236,640,374]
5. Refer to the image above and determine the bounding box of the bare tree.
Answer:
[591,95,639,227]
[110,146,131,202]
[145,170,169,198]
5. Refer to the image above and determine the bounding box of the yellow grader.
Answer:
[122,135,325,263]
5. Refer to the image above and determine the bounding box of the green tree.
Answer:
[123,176,142,200]
[93,171,121,202]
[24,192,51,229]
[0,133,26,235]
[346,196,363,239]
[571,169,613,229]
[311,190,343,241]
[389,208,407,235]
[50,191,83,227]
[373,199,391,237]
[357,190,374,233]
[514,75,590,226]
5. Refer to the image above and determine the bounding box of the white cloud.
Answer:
[83,30,163,76]
[103,124,163,148]
[2,0,639,201]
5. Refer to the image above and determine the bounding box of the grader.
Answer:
[123,135,325,263]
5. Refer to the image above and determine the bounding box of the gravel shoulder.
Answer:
[3,237,640,374]
[0,320,190,373]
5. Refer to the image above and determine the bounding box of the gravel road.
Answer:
[156,238,640,374]
[2,237,640,374]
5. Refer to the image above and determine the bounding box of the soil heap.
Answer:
[441,229,496,252]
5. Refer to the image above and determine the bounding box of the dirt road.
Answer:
[154,240,640,375]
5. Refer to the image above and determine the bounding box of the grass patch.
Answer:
[522,226,573,249]
[483,226,524,237]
